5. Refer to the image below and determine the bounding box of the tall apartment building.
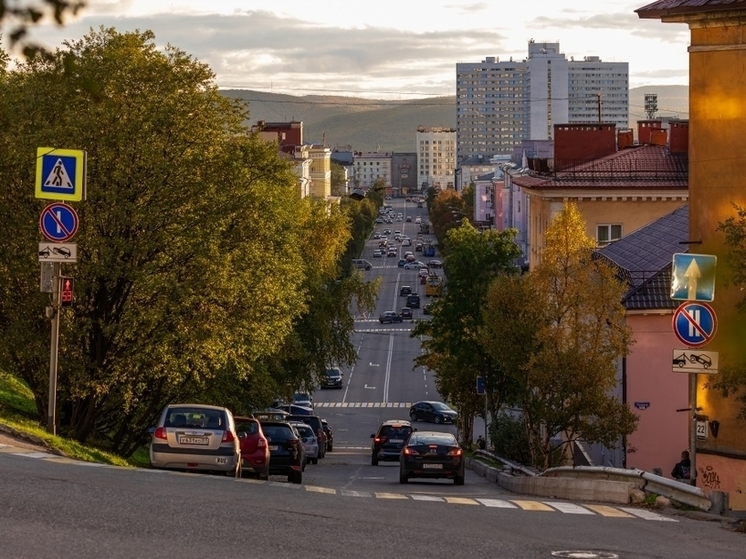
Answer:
[353,152,392,189]
[416,126,457,191]
[456,41,628,162]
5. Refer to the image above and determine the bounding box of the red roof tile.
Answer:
[512,144,688,191]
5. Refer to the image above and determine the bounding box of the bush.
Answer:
[489,413,531,465]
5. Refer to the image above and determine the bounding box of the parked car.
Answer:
[258,420,305,483]
[149,403,241,477]
[321,418,334,452]
[293,392,314,408]
[287,414,327,459]
[422,301,434,315]
[398,259,407,268]
[409,400,458,424]
[373,249,383,258]
[400,307,413,320]
[321,367,343,389]
[234,416,270,480]
[271,403,314,416]
[290,422,319,465]
[399,431,464,485]
[379,310,403,324]
[428,260,443,268]
[371,419,414,465]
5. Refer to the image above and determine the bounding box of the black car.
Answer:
[409,401,458,424]
[422,301,434,315]
[371,419,414,465]
[379,311,403,324]
[258,420,305,484]
[321,418,333,452]
[400,285,412,297]
[321,367,343,389]
[399,430,465,485]
[400,307,413,320]
[287,414,326,459]
[406,293,421,309]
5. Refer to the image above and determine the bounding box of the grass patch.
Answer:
[472,452,504,470]
[0,369,135,468]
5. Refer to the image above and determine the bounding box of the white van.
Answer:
[352,259,373,270]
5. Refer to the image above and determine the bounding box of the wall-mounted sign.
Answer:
[634,402,650,410]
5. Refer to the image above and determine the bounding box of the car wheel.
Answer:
[434,415,442,424]
[292,471,303,484]
[399,472,409,484]
[258,471,269,481]
[312,458,318,465]
[372,453,378,466]
[409,411,417,422]
[328,443,333,452]
[454,474,465,486]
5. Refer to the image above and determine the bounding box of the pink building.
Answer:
[595,206,690,474]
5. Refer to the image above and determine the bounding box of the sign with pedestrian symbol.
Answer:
[671,253,716,302]
[35,147,86,202]
[672,302,717,348]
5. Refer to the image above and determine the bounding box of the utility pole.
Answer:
[47,263,61,435]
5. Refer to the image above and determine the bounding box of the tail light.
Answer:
[317,429,324,441]
[403,447,419,456]
[221,430,235,443]
[154,427,167,440]
[258,438,267,448]
[447,448,462,457]
[374,437,385,444]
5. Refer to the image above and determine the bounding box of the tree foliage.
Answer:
[428,189,466,251]
[413,220,521,445]
[0,28,368,456]
[1,1,86,58]
[482,202,637,469]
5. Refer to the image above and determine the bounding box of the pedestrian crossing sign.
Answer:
[35,147,86,202]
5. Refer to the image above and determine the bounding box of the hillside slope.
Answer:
[223,86,688,153]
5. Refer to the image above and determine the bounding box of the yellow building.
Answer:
[638,0,746,511]
[512,123,689,270]
[308,145,332,199]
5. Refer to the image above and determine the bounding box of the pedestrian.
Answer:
[476,435,486,451]
[671,450,691,481]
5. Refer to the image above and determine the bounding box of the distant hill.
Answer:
[222,86,688,153]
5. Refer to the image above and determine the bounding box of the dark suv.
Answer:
[287,414,327,459]
[370,419,414,465]
[258,420,305,484]
[321,367,343,389]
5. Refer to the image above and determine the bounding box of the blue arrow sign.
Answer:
[39,203,79,242]
[671,253,716,302]
[672,302,717,348]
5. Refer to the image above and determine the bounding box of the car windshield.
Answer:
[380,425,412,438]
[165,407,226,429]
[431,402,452,411]
[235,421,259,435]
[411,434,457,446]
[295,426,314,437]
[261,425,295,440]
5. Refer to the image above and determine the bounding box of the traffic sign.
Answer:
[476,376,485,395]
[671,349,719,374]
[39,203,79,242]
[35,147,86,202]
[671,253,716,302]
[696,420,708,441]
[38,242,78,263]
[672,302,717,348]
[60,277,74,307]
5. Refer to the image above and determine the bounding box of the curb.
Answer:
[0,423,67,457]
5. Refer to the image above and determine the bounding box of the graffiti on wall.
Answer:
[699,465,721,489]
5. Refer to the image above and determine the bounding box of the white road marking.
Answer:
[620,507,678,522]
[546,502,595,515]
[410,495,443,502]
[476,498,518,508]
[383,335,394,403]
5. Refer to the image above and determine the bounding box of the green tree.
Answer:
[482,202,637,469]
[412,220,521,445]
[2,1,86,57]
[428,188,465,251]
[330,161,347,197]
[0,28,313,454]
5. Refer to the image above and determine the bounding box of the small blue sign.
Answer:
[672,302,717,348]
[476,376,485,395]
[671,253,716,302]
[39,203,79,242]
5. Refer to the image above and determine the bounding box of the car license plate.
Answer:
[269,445,278,451]
[389,439,403,443]
[423,463,443,469]
[216,457,227,464]
[179,436,208,445]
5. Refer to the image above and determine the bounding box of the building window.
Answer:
[597,224,622,246]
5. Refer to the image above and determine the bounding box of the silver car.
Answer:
[149,404,241,477]
[291,422,319,465]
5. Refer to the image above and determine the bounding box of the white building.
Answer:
[456,40,629,162]
[416,126,456,191]
[353,152,392,189]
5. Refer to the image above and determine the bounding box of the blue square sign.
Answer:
[671,253,716,302]
[35,147,86,202]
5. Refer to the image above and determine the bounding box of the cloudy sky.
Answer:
[6,0,690,99]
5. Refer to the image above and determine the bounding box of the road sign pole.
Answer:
[47,262,61,435]
[689,373,697,486]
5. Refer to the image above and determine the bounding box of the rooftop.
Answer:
[637,0,746,18]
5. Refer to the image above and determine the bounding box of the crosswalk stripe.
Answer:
[585,505,633,518]
[511,500,554,511]
[315,402,413,408]
[444,497,478,505]
[374,403,381,407]
[411,494,444,502]
[11,451,53,459]
[376,492,408,499]
[546,502,595,515]
[476,498,517,508]
[620,507,678,522]
[306,485,336,494]
[340,490,371,498]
